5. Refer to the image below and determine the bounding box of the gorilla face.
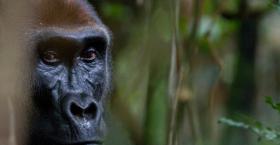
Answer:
[26,1,112,145]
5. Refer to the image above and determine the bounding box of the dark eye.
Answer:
[80,48,97,63]
[41,50,60,64]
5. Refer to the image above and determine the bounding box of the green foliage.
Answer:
[271,0,280,10]
[219,97,280,144]
[273,0,280,5]
[101,2,131,21]
[219,118,280,142]
[265,96,280,114]
[222,0,239,13]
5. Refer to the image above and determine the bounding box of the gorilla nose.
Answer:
[69,101,98,121]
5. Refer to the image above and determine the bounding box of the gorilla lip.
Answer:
[62,140,103,145]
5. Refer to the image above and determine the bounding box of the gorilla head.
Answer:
[26,1,111,145]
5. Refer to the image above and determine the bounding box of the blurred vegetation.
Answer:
[219,97,280,145]
[88,0,280,145]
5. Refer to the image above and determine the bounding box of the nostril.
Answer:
[84,103,97,119]
[70,102,98,120]
[70,103,84,119]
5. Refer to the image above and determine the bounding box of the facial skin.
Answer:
[25,1,112,145]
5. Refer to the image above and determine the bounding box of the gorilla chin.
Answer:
[38,121,105,145]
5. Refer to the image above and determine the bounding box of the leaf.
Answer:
[265,96,280,113]
[218,118,250,129]
[219,117,280,142]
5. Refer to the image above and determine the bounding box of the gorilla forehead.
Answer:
[33,0,102,27]
[31,26,110,45]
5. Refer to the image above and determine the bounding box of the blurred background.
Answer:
[89,0,280,145]
[1,0,280,145]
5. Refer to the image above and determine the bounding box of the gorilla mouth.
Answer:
[65,140,103,145]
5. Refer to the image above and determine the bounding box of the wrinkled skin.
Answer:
[26,1,112,145]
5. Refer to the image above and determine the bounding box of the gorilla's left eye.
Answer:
[80,48,97,63]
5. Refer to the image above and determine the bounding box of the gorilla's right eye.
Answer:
[41,50,60,65]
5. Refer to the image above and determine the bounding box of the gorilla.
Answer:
[21,1,112,145]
